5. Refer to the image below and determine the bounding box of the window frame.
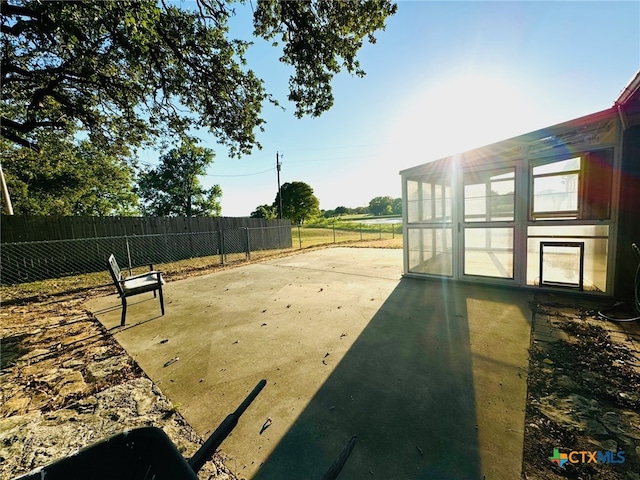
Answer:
[529,156,581,220]
[463,167,516,223]
[461,166,517,280]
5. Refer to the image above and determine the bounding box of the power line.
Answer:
[285,153,374,164]
[278,140,397,154]
[136,159,275,178]
[206,167,276,177]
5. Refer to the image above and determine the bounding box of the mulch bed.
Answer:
[522,296,640,479]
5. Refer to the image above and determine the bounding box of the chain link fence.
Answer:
[1,226,291,285]
[0,223,401,286]
[293,222,402,249]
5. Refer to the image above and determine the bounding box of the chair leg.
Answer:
[121,298,127,326]
[158,287,165,316]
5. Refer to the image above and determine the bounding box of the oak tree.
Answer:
[0,134,138,215]
[368,196,394,216]
[273,181,320,225]
[137,143,222,217]
[1,0,397,154]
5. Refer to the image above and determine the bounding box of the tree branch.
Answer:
[0,127,40,151]
[2,116,66,133]
[28,76,65,112]
[0,3,42,20]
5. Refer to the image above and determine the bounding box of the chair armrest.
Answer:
[121,270,163,282]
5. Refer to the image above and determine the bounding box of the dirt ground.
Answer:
[522,295,640,480]
[0,285,242,480]
[1,243,640,479]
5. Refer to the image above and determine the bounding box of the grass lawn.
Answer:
[293,225,402,248]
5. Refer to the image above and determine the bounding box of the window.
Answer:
[407,175,452,224]
[406,170,453,276]
[408,227,453,276]
[463,168,515,279]
[530,149,613,220]
[526,225,609,292]
[531,157,580,218]
[464,169,515,222]
[464,227,514,278]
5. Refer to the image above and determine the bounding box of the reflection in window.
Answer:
[539,242,585,290]
[408,228,453,276]
[407,180,419,223]
[406,175,452,223]
[532,157,580,218]
[526,225,608,292]
[464,228,514,278]
[464,169,515,222]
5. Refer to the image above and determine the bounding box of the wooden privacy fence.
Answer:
[0,225,292,285]
[0,216,290,243]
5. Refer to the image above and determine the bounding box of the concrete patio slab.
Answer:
[87,247,532,479]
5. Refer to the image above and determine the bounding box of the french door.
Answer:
[459,166,517,282]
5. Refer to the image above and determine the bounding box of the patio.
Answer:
[87,247,532,479]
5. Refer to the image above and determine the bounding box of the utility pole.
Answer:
[0,163,14,215]
[276,152,283,219]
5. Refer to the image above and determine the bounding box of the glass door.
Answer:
[461,167,516,280]
[406,172,454,276]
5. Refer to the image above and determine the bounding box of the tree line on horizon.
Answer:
[251,189,402,224]
[3,132,401,225]
[324,196,402,218]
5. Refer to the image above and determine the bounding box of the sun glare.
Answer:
[382,71,542,169]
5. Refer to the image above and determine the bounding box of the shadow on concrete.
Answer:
[253,277,531,479]
[90,295,165,332]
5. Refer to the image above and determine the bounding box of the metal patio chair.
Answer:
[107,254,165,326]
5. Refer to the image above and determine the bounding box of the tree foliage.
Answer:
[1,0,265,154]
[0,134,137,215]
[368,196,394,216]
[137,143,221,217]
[273,181,320,225]
[254,0,398,117]
[392,197,402,215]
[323,199,400,218]
[334,206,349,215]
[250,204,277,219]
[323,205,350,218]
[1,0,397,154]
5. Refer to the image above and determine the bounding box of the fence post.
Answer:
[125,235,133,275]
[219,229,225,265]
[392,223,395,239]
[298,225,302,248]
[245,227,251,261]
[359,224,362,241]
[379,225,382,240]
[333,221,336,243]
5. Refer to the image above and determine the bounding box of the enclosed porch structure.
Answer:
[400,71,640,297]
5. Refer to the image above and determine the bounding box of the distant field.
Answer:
[323,214,402,223]
[293,224,402,248]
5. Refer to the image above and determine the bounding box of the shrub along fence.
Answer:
[0,225,292,285]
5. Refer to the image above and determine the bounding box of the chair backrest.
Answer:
[107,254,124,295]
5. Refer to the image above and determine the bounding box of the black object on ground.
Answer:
[15,379,267,480]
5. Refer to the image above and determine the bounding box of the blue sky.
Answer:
[145,1,640,217]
